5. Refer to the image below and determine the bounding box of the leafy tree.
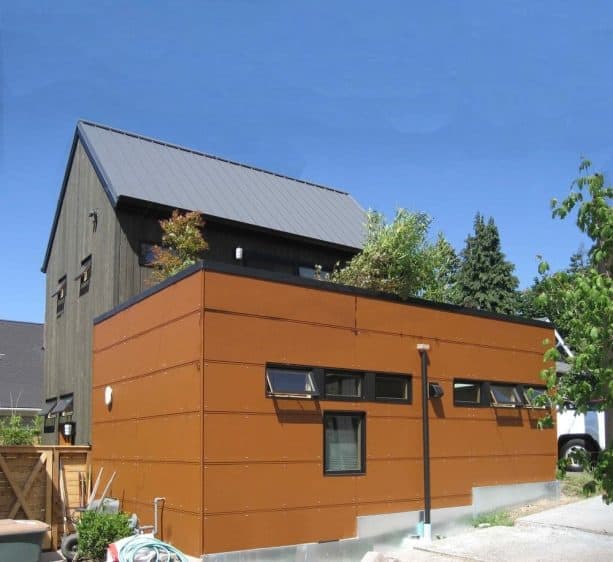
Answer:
[454,213,519,314]
[151,210,209,282]
[331,209,458,302]
[538,159,612,502]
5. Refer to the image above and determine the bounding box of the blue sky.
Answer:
[1,1,611,323]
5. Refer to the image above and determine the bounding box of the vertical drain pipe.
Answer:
[417,343,432,543]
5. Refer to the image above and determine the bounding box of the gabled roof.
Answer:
[42,121,366,271]
[0,320,44,410]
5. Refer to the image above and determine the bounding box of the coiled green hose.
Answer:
[117,535,189,562]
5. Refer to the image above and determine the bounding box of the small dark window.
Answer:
[298,266,331,280]
[374,374,411,402]
[41,398,58,433]
[325,372,362,399]
[324,412,365,475]
[266,367,319,398]
[139,242,157,267]
[76,255,92,294]
[453,380,484,406]
[490,384,522,407]
[52,276,67,316]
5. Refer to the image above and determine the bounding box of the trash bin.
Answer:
[0,519,50,562]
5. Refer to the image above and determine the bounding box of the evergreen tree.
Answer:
[454,213,519,314]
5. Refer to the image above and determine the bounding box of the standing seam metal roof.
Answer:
[76,121,366,249]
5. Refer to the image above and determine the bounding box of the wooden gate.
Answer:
[0,446,90,549]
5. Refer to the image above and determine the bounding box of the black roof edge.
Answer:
[94,260,553,330]
[116,195,362,254]
[41,121,118,273]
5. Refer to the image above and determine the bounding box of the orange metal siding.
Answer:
[92,268,556,557]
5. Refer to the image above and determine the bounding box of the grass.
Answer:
[560,471,602,498]
[472,511,514,528]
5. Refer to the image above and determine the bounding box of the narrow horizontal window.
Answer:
[453,380,484,406]
[325,372,362,399]
[324,412,365,475]
[490,384,521,408]
[523,386,548,409]
[374,374,411,402]
[298,266,331,280]
[266,367,319,398]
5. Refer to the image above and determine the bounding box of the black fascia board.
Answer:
[94,259,553,330]
[41,121,119,273]
[115,195,362,255]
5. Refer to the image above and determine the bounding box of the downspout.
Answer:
[417,343,432,543]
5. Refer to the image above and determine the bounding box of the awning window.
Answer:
[39,399,57,417]
[50,395,73,416]
[51,276,67,299]
[266,367,319,398]
[490,384,521,408]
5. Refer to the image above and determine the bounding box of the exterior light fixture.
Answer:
[235,247,243,260]
[104,386,113,409]
[62,422,73,437]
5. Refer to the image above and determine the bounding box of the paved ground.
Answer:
[378,496,613,562]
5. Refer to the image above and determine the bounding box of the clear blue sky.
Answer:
[1,1,611,323]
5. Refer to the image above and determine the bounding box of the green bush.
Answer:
[0,415,40,445]
[76,510,132,561]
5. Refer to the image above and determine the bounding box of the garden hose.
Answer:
[117,535,189,562]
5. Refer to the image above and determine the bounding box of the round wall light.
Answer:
[104,386,113,409]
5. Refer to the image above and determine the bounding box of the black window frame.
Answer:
[76,255,92,295]
[453,379,490,407]
[265,365,319,399]
[323,411,366,476]
[53,275,67,317]
[489,382,523,408]
[323,370,365,401]
[372,373,412,404]
[519,384,548,409]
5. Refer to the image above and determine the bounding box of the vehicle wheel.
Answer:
[560,439,588,472]
[61,532,79,561]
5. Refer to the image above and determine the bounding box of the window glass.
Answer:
[325,372,362,398]
[298,266,331,280]
[139,242,157,267]
[523,386,547,408]
[266,367,318,397]
[324,413,364,474]
[454,381,482,405]
[490,384,521,406]
[375,375,409,401]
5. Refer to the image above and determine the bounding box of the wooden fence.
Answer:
[0,446,90,550]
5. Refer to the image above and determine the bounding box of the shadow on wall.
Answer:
[273,399,322,424]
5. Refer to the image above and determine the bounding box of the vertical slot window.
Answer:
[52,276,67,316]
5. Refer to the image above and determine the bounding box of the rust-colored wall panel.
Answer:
[356,296,546,353]
[92,364,200,423]
[203,505,357,554]
[205,271,356,328]
[93,312,201,386]
[94,271,203,350]
[93,268,556,557]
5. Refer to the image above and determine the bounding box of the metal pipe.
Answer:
[417,343,432,541]
[153,497,165,538]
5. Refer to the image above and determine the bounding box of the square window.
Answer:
[324,412,365,474]
[374,374,410,402]
[266,367,319,398]
[453,380,483,406]
[324,372,362,399]
[490,384,521,407]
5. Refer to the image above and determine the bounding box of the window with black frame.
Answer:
[453,380,484,406]
[324,371,363,399]
[323,412,365,475]
[489,383,522,407]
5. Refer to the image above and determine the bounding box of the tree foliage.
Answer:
[454,213,519,314]
[150,210,209,282]
[331,209,458,302]
[538,159,613,502]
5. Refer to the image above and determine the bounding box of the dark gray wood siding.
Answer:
[44,147,358,444]
[44,141,117,444]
